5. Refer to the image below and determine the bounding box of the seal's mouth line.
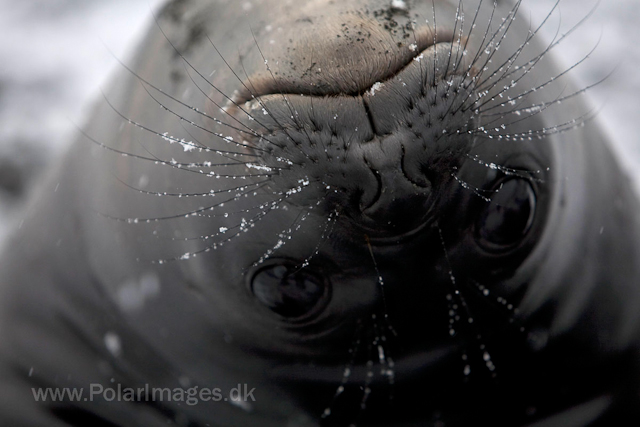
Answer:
[234,35,458,107]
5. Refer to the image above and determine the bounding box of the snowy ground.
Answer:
[0,0,638,242]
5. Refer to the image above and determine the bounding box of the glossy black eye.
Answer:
[476,178,536,248]
[251,262,330,320]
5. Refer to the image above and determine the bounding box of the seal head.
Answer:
[0,1,639,426]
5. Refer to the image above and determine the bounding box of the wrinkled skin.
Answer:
[0,0,639,426]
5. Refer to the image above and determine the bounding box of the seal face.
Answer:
[1,0,640,426]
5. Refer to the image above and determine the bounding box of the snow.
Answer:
[104,331,122,357]
[368,82,384,96]
[391,0,408,12]
[115,273,161,312]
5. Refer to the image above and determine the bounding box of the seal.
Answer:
[0,0,639,426]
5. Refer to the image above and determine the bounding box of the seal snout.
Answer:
[236,41,477,237]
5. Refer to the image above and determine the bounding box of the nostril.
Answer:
[358,166,383,212]
[401,145,432,189]
[360,168,432,236]
[361,190,433,236]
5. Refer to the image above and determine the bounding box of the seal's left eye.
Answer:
[251,263,330,320]
[476,178,536,249]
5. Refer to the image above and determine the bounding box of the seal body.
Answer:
[1,0,640,426]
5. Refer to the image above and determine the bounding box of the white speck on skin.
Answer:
[368,82,384,96]
[246,163,273,172]
[391,0,408,11]
[115,273,160,312]
[180,140,196,152]
[137,174,149,188]
[229,394,253,412]
[104,332,122,357]
[179,376,191,388]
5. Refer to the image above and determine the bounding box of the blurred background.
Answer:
[0,0,638,242]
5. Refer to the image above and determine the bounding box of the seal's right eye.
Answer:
[476,178,536,250]
[251,262,331,321]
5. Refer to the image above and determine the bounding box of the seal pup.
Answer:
[0,0,639,426]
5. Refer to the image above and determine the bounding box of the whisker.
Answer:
[464,0,523,90]
[461,0,499,79]
[179,61,289,151]
[470,107,597,140]
[304,52,328,153]
[152,173,322,264]
[151,187,313,264]
[481,0,600,90]
[155,224,264,263]
[74,127,279,184]
[203,31,304,157]
[352,358,374,427]
[99,90,268,161]
[431,0,439,93]
[365,235,390,326]
[251,208,312,268]
[175,119,254,166]
[100,181,272,224]
[149,10,277,139]
[436,223,497,377]
[236,61,315,163]
[111,173,270,199]
[372,313,395,399]
[464,153,546,183]
[439,1,477,120]
[471,36,601,114]
[479,71,611,121]
[249,28,313,137]
[470,280,521,321]
[446,0,505,117]
[449,170,495,202]
[101,40,276,149]
[246,30,319,163]
[468,0,558,99]
[133,129,285,178]
[137,78,278,156]
[202,33,306,157]
[173,197,288,243]
[293,207,338,272]
[452,0,485,77]
[442,0,465,83]
[321,320,363,421]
